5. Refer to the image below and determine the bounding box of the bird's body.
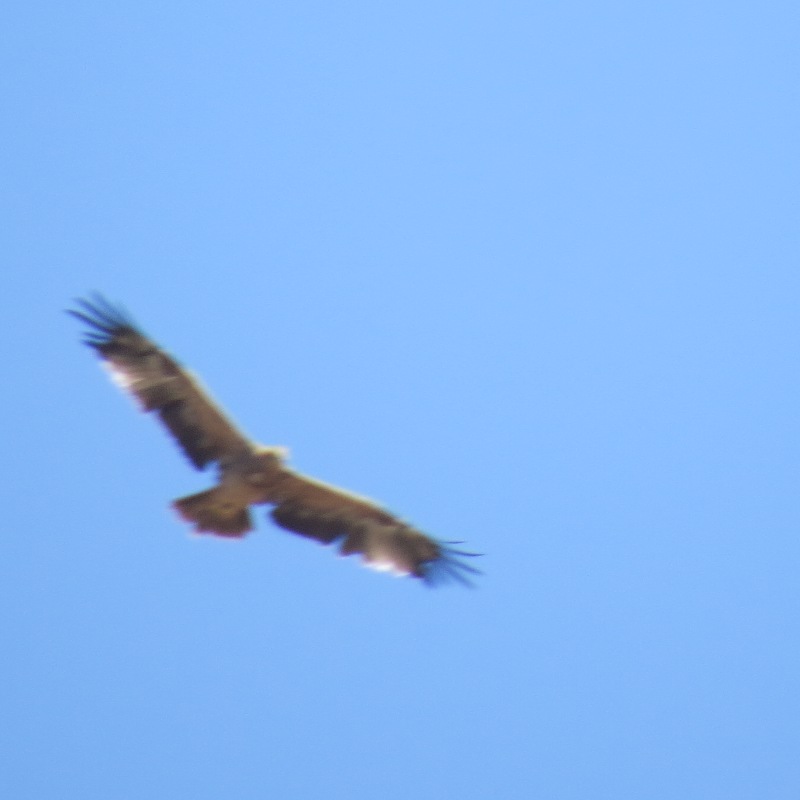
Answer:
[69,295,479,585]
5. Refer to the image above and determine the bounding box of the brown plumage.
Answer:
[69,295,480,585]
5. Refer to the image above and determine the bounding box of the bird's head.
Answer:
[254,445,290,464]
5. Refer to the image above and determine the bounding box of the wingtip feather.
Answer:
[67,294,138,340]
[420,543,483,588]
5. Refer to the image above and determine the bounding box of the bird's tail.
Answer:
[173,488,253,537]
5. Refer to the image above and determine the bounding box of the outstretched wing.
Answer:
[69,294,252,469]
[267,470,481,585]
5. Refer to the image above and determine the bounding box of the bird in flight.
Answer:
[69,295,480,585]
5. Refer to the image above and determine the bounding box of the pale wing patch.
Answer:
[102,361,136,392]
[363,559,411,577]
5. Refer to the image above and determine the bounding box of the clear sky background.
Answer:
[2,1,799,798]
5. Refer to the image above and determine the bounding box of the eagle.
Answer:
[69,295,479,585]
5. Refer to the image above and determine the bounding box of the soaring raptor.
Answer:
[69,295,479,585]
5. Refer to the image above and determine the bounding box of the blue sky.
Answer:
[2,1,799,797]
